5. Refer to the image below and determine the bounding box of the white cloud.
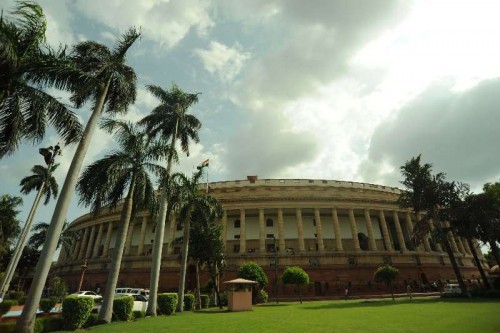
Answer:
[73,0,214,49]
[195,41,250,82]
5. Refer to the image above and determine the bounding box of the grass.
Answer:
[67,297,500,333]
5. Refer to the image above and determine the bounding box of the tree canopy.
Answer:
[282,266,309,303]
[374,265,399,300]
[0,194,23,260]
[237,262,268,288]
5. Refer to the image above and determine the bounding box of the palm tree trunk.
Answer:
[16,78,111,333]
[196,260,201,310]
[178,217,191,312]
[210,261,222,309]
[442,237,466,292]
[98,176,136,323]
[147,120,179,316]
[467,238,490,289]
[489,241,500,267]
[0,183,45,301]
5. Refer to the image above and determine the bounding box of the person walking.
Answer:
[344,288,349,301]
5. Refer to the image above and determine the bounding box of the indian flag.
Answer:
[197,158,209,169]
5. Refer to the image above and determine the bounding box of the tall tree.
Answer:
[17,28,140,333]
[1,160,59,301]
[282,266,309,304]
[374,265,399,301]
[398,155,467,292]
[0,1,82,157]
[76,119,165,323]
[482,183,500,266]
[140,83,201,316]
[0,195,23,260]
[171,170,222,312]
[189,211,225,308]
[452,193,494,289]
[28,220,76,252]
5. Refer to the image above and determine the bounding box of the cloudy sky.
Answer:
[2,0,500,226]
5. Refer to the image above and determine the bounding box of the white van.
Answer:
[443,284,462,294]
[114,287,133,296]
[130,288,149,299]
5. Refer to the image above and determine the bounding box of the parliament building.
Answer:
[54,176,486,297]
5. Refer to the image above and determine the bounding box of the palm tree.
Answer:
[0,2,82,157]
[140,83,201,316]
[76,119,166,323]
[171,169,222,312]
[398,155,467,292]
[28,220,76,252]
[17,29,140,333]
[0,162,59,302]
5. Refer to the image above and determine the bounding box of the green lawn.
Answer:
[73,297,500,333]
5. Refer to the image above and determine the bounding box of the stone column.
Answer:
[259,209,266,252]
[444,221,459,253]
[166,216,176,255]
[92,223,104,258]
[348,209,361,251]
[137,216,148,255]
[332,208,343,251]
[102,221,113,258]
[405,212,422,252]
[222,210,227,252]
[428,219,443,252]
[78,227,90,260]
[85,225,97,259]
[296,208,305,252]
[463,237,472,255]
[415,213,431,252]
[239,209,246,254]
[314,208,325,252]
[124,221,135,256]
[393,211,407,252]
[455,235,466,254]
[277,208,286,253]
[364,209,377,251]
[379,210,393,251]
[72,231,83,260]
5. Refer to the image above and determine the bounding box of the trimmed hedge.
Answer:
[0,319,44,333]
[62,296,94,330]
[219,291,228,306]
[184,293,195,311]
[42,316,64,333]
[200,294,209,308]
[18,295,27,305]
[0,300,15,315]
[133,310,146,319]
[39,298,56,313]
[113,296,134,321]
[158,293,178,315]
[84,313,99,328]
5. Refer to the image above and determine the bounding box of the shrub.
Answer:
[39,298,56,313]
[62,296,94,330]
[237,262,268,288]
[133,310,146,319]
[113,296,134,321]
[83,313,99,328]
[0,322,15,333]
[256,289,268,304]
[9,291,24,301]
[42,316,64,333]
[0,300,15,315]
[158,293,178,315]
[200,294,209,308]
[184,293,195,311]
[34,318,44,333]
[18,295,27,305]
[219,291,228,306]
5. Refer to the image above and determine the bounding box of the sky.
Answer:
[2,0,500,230]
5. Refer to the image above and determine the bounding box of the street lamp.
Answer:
[77,260,88,292]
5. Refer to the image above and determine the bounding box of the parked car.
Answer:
[70,291,103,303]
[113,293,148,312]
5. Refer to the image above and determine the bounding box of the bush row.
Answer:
[158,293,178,315]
